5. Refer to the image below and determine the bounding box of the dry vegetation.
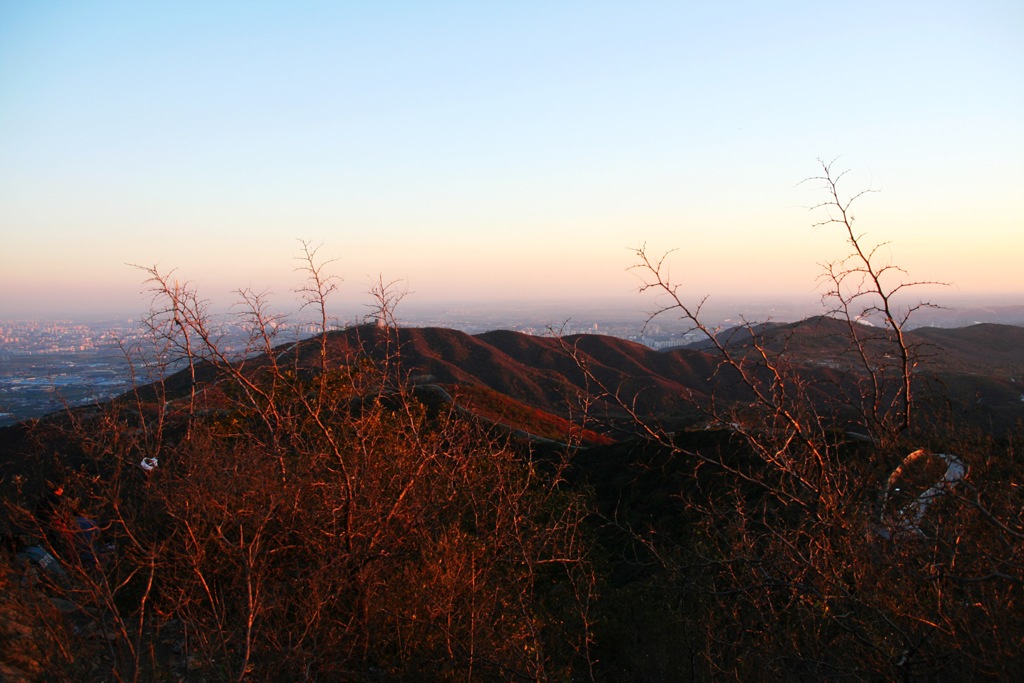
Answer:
[1,165,1021,681]
[577,161,1023,680]
[1,250,597,681]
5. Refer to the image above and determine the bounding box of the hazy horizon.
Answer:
[2,2,1021,321]
[2,289,1023,328]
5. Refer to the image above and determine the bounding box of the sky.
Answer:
[1,1,1022,321]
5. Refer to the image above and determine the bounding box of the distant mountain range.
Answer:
[4,317,1022,449]
[251,318,1024,438]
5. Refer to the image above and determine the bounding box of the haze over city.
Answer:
[1,1,1021,321]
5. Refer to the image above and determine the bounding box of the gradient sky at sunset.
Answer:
[1,1,1021,320]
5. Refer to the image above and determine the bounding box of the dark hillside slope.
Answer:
[681,317,1024,433]
[688,317,1024,377]
[911,323,1024,375]
[305,326,733,419]
[908,324,1024,432]
[316,326,587,413]
[687,316,894,361]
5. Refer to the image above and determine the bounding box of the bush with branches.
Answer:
[1,244,596,681]
[574,161,1023,680]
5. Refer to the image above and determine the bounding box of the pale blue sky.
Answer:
[1,1,1021,319]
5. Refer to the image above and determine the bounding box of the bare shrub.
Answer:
[2,244,596,680]
[576,162,1022,680]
